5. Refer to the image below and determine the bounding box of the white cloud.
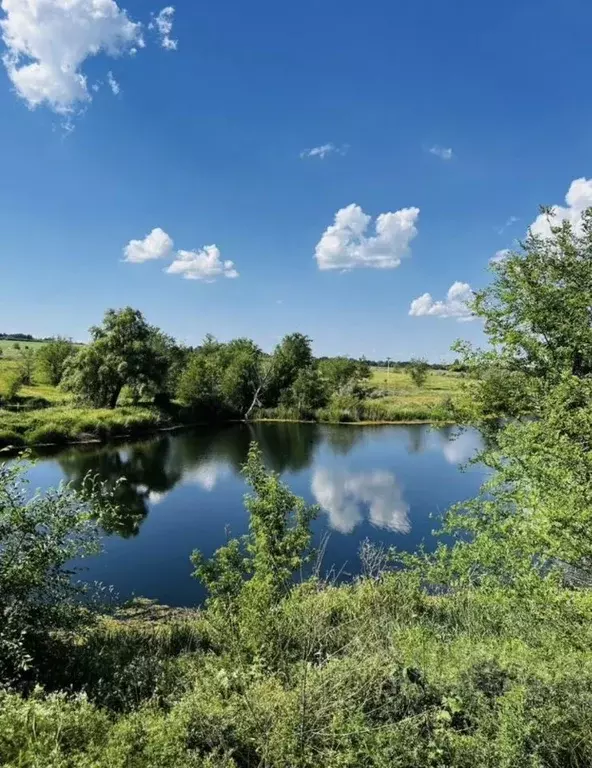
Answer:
[185,461,229,491]
[166,245,239,282]
[497,215,519,235]
[440,430,482,466]
[0,0,144,114]
[409,281,474,321]
[315,203,419,271]
[106,70,120,95]
[428,145,453,160]
[530,177,592,238]
[311,468,410,535]
[150,6,177,50]
[125,228,238,283]
[490,248,510,264]
[123,227,174,263]
[300,142,348,160]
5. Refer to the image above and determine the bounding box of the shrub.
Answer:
[0,462,110,687]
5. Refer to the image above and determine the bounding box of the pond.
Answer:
[23,422,487,606]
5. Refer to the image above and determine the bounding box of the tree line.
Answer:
[3,308,380,419]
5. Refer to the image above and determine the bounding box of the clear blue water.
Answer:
[22,422,486,606]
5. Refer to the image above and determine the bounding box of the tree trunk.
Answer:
[109,383,123,409]
[244,384,263,421]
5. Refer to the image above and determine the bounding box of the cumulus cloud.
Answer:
[106,70,120,95]
[300,142,348,160]
[312,468,410,535]
[124,228,238,283]
[428,145,453,160]
[315,203,419,271]
[409,281,474,321]
[123,227,174,263]
[530,177,592,238]
[149,6,177,50]
[0,0,145,114]
[166,245,239,282]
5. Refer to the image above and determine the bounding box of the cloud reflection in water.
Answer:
[312,468,410,534]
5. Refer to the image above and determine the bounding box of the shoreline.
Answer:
[0,409,455,455]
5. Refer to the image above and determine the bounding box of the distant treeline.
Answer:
[0,333,51,342]
[319,357,457,371]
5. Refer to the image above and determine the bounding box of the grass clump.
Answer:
[0,405,172,448]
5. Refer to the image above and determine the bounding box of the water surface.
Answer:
[23,422,486,606]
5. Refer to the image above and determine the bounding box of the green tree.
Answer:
[408,357,429,388]
[0,462,108,687]
[192,443,317,613]
[266,333,314,405]
[455,209,592,418]
[280,366,328,416]
[220,338,263,415]
[18,347,36,386]
[62,308,170,408]
[177,349,223,415]
[36,337,75,386]
[177,336,263,419]
[319,356,370,394]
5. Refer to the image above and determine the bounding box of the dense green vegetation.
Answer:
[1,315,459,448]
[1,208,592,765]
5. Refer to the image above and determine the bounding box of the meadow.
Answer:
[0,344,462,449]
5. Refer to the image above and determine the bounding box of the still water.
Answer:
[24,422,486,606]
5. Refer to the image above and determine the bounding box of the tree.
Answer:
[280,367,328,416]
[62,308,170,408]
[409,357,429,388]
[455,209,592,418]
[192,443,317,609]
[319,356,370,394]
[266,333,314,405]
[18,348,35,386]
[178,337,264,419]
[36,337,75,386]
[0,462,108,686]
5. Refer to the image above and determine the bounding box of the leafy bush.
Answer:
[36,337,76,385]
[409,357,429,387]
[0,462,110,687]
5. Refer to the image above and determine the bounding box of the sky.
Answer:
[1,0,592,361]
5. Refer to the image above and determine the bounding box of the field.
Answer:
[0,340,70,403]
[359,366,462,421]
[0,353,463,449]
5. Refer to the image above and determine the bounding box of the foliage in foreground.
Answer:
[3,429,592,766]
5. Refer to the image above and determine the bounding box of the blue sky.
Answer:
[1,0,592,360]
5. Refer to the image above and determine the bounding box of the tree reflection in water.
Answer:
[50,423,438,539]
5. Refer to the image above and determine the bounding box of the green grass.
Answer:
[3,574,592,767]
[0,360,464,449]
[0,339,49,359]
[0,405,174,448]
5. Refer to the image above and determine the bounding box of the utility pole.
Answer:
[386,356,391,387]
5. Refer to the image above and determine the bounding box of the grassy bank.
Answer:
[0,405,175,448]
[3,572,592,767]
[0,362,462,449]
